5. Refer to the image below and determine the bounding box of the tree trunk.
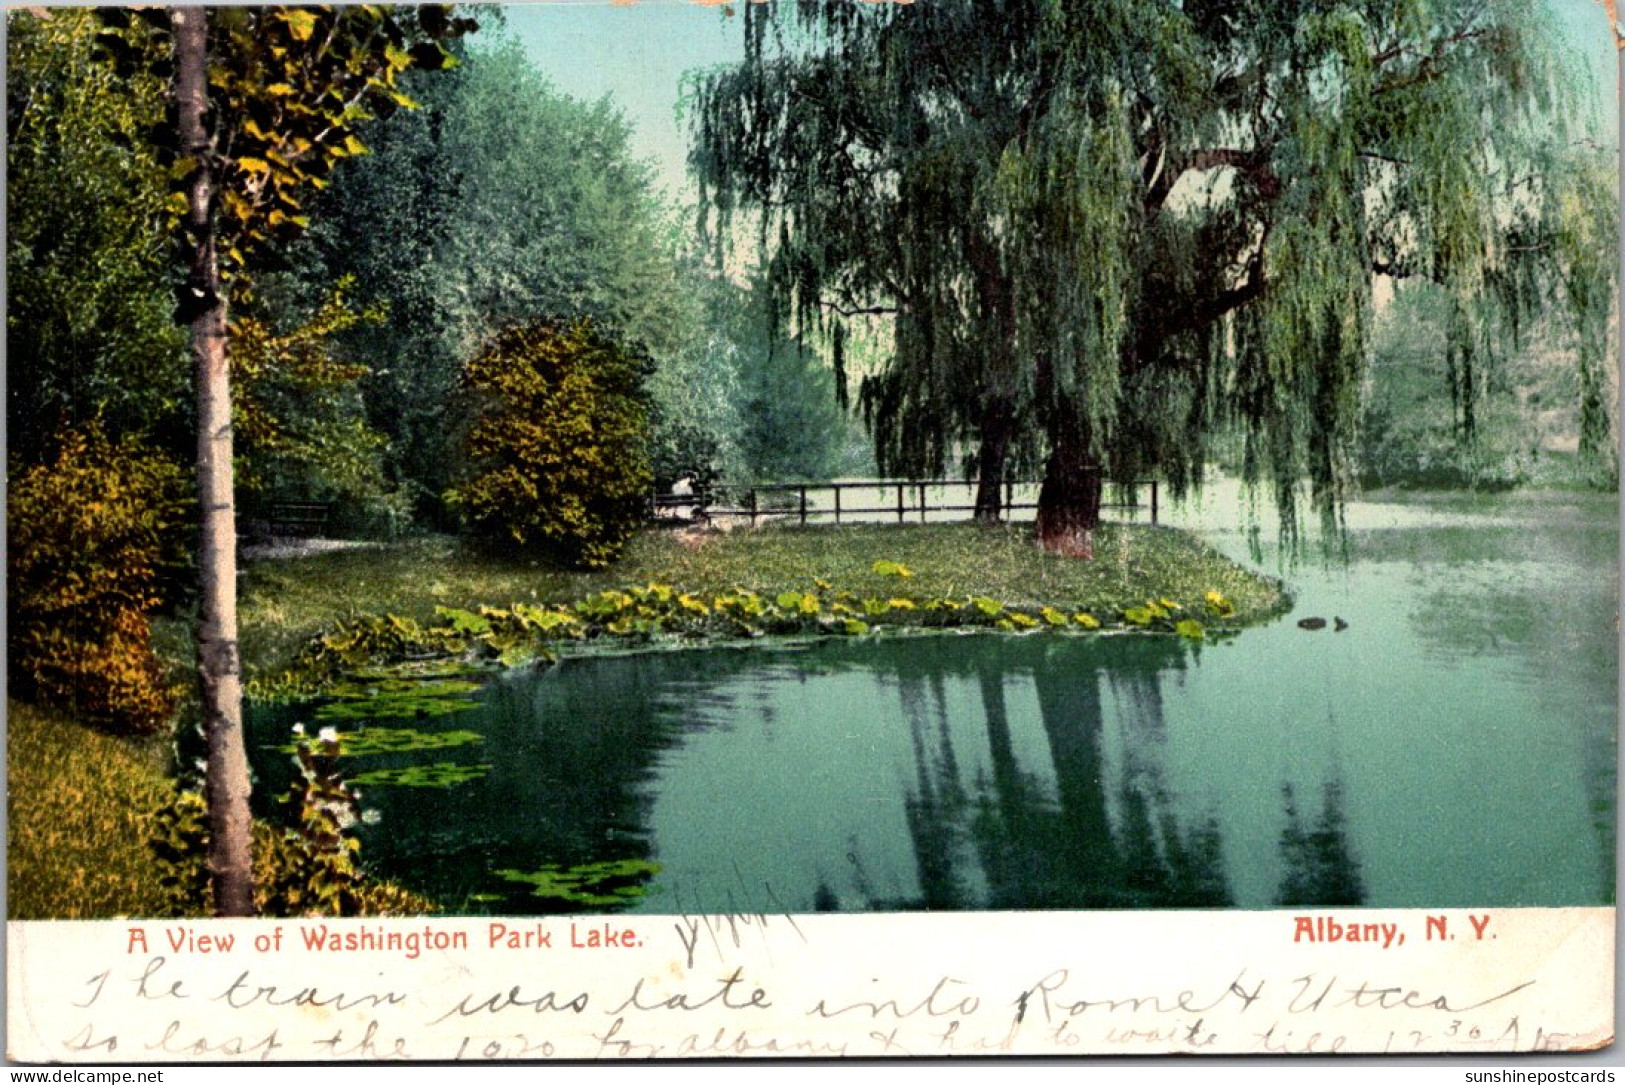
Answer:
[965,225,1017,526]
[1036,418,1103,559]
[174,8,255,917]
[972,399,1012,524]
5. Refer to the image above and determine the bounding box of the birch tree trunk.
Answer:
[173,7,255,917]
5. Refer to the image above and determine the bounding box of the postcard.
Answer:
[6,0,1618,1063]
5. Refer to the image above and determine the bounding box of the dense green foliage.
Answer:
[692,0,1617,537]
[231,280,401,522]
[1361,280,1612,490]
[8,425,191,735]
[736,340,856,482]
[93,6,468,286]
[450,321,653,568]
[293,41,717,515]
[8,12,866,544]
[6,10,189,464]
[292,37,865,514]
[5,7,468,491]
[727,278,871,483]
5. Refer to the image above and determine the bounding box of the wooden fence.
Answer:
[652,478,1158,526]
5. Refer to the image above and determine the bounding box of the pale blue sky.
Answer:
[491,0,1618,196]
[498,2,744,197]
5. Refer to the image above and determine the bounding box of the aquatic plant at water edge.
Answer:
[151,729,429,916]
[263,572,1257,699]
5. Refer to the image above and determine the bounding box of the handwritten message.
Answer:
[8,909,1612,1062]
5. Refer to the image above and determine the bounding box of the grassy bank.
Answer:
[229,521,1286,679]
[8,701,177,919]
[8,700,436,919]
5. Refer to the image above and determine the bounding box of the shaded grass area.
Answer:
[8,701,175,919]
[228,521,1286,680]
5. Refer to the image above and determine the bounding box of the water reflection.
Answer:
[1275,780,1364,906]
[892,637,1237,910]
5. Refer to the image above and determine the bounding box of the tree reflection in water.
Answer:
[1275,778,1366,906]
[880,636,1235,911]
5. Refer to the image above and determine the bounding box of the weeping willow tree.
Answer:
[691,0,1616,555]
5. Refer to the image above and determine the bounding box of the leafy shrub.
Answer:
[449,320,652,569]
[152,729,433,918]
[8,424,189,734]
[231,279,393,508]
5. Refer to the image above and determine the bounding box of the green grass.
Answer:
[8,701,176,919]
[225,521,1286,680]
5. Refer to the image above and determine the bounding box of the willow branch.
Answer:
[818,300,902,318]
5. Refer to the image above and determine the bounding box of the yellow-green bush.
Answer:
[152,725,436,918]
[448,320,651,569]
[8,424,189,734]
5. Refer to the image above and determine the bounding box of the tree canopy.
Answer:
[7,9,188,464]
[692,0,1616,550]
[293,40,713,514]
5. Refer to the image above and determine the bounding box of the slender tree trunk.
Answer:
[966,227,1017,526]
[174,8,255,917]
[1036,414,1103,559]
[972,399,1012,524]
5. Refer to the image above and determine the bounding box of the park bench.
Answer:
[266,500,333,537]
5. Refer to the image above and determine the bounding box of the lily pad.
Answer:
[348,762,491,788]
[494,859,662,906]
[315,694,481,721]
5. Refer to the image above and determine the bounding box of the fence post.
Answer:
[1150,480,1159,525]
[1005,479,1015,516]
[897,484,905,523]
[834,487,842,524]
[749,488,758,525]
[799,486,808,526]
[918,482,927,522]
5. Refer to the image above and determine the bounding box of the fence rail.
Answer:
[652,478,1158,526]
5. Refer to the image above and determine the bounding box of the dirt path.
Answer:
[240,536,385,561]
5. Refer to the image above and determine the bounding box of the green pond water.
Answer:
[247,487,1618,914]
